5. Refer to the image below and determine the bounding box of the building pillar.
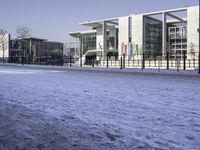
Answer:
[114,28,117,52]
[79,35,83,66]
[162,12,167,57]
[102,21,107,59]
[143,16,146,56]
[30,39,32,61]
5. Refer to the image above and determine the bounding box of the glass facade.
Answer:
[144,16,162,57]
[128,17,132,42]
[107,31,115,50]
[81,33,96,55]
[167,22,187,58]
[116,28,119,50]
[10,38,63,58]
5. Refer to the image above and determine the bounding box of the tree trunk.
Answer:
[2,43,4,64]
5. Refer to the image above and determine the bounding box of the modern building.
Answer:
[69,5,199,63]
[10,37,63,57]
[0,35,63,62]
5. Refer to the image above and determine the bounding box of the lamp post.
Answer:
[198,0,200,73]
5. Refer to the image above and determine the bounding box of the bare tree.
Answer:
[16,26,31,61]
[0,28,9,63]
[16,26,31,38]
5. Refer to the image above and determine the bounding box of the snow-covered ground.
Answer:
[0,65,200,150]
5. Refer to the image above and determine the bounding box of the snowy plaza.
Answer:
[0,65,200,150]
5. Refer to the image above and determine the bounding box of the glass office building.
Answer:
[69,5,199,61]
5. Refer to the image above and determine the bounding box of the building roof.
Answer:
[22,37,47,41]
[69,5,198,38]
[130,6,197,16]
[12,36,47,41]
[69,30,96,38]
[80,17,119,27]
[79,6,197,27]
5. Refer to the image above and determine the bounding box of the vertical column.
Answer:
[162,12,167,57]
[143,16,146,56]
[199,2,200,73]
[102,21,107,59]
[79,35,82,67]
[74,39,76,57]
[114,28,117,52]
[29,39,31,57]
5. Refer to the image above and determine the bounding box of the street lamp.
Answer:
[198,0,200,74]
[199,0,200,73]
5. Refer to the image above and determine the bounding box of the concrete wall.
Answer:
[132,14,144,58]
[96,26,103,51]
[118,16,129,56]
[187,6,199,59]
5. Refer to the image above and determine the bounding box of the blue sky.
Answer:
[0,0,198,42]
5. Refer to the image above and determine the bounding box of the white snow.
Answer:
[0,65,200,150]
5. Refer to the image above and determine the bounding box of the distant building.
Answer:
[10,37,63,59]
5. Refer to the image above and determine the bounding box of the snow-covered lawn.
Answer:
[0,65,200,150]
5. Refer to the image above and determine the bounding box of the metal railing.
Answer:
[0,52,199,72]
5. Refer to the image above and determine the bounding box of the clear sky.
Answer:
[0,0,198,42]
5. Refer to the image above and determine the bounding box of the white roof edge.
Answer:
[69,30,96,37]
[69,31,81,35]
[81,30,96,34]
[130,5,198,16]
[69,30,96,34]
[80,17,120,25]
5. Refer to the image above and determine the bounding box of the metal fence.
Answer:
[77,52,199,71]
[0,51,199,71]
[95,52,199,71]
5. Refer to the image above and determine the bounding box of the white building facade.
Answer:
[69,6,199,64]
